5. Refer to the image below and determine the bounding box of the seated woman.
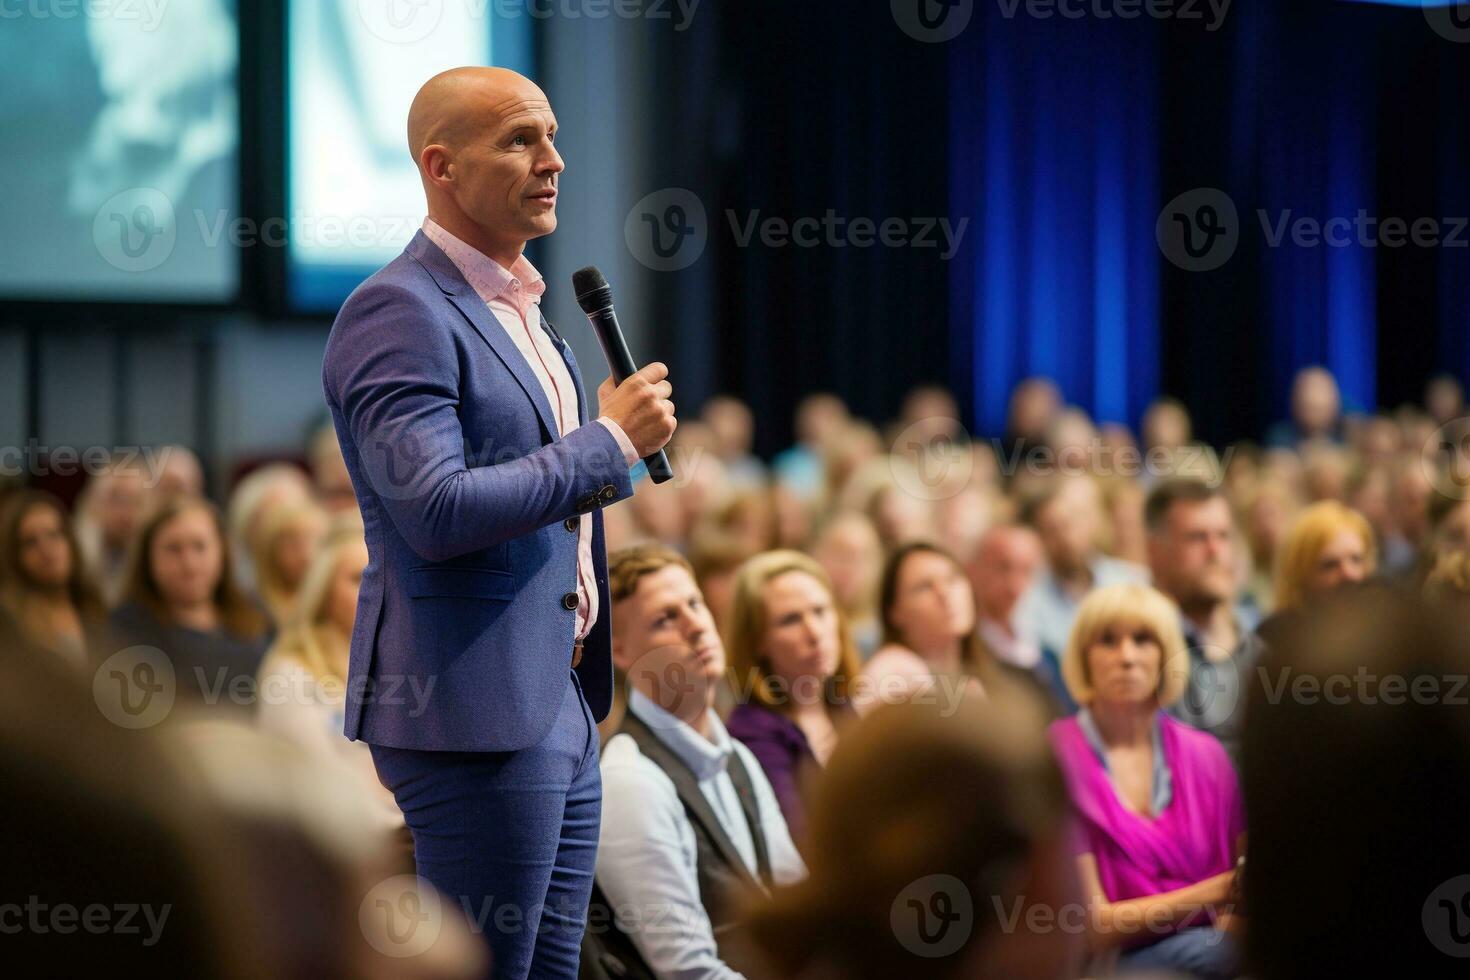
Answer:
[0,490,108,669]
[724,549,864,847]
[111,496,271,707]
[257,517,403,834]
[1049,583,1244,979]
[1271,500,1376,614]
[855,542,986,714]
[249,499,328,627]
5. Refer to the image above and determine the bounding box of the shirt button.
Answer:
[562,591,579,610]
[564,517,578,532]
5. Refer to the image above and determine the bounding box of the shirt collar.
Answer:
[421,217,546,312]
[627,686,733,781]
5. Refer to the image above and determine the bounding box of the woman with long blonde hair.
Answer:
[257,516,402,831]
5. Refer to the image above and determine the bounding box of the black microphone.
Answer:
[572,265,674,484]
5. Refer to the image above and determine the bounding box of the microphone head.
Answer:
[572,266,613,313]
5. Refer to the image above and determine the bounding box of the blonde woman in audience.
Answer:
[1050,583,1244,978]
[1271,500,1377,613]
[307,423,359,514]
[725,550,864,847]
[111,496,271,706]
[249,499,328,627]
[856,542,987,714]
[810,511,884,657]
[226,462,314,590]
[1240,480,1299,614]
[257,518,403,834]
[0,490,107,668]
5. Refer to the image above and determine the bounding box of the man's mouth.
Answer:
[529,188,557,204]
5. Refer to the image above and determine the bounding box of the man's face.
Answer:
[613,565,726,717]
[971,529,1041,622]
[445,89,564,248]
[1151,497,1236,607]
[1035,486,1096,574]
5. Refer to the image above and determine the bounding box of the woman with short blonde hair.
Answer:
[1049,583,1244,977]
[725,549,863,846]
[1272,501,1376,612]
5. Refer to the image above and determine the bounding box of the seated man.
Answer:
[590,545,805,979]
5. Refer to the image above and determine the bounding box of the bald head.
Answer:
[406,67,564,267]
[407,66,550,163]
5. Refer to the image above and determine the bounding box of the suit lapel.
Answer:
[407,231,559,441]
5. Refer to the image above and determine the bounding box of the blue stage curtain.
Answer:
[950,13,1161,437]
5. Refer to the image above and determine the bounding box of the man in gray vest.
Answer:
[589,545,804,979]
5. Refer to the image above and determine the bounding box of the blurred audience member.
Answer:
[1017,475,1149,662]
[744,684,1081,980]
[1146,479,1262,760]
[773,392,849,501]
[1270,500,1376,613]
[111,496,271,707]
[1101,478,1148,567]
[592,545,804,978]
[1051,584,1244,978]
[249,499,329,626]
[811,511,884,657]
[725,550,863,847]
[857,542,986,714]
[308,423,359,515]
[687,526,758,637]
[1003,376,1063,461]
[934,482,996,567]
[1425,372,1464,426]
[703,395,767,490]
[226,462,314,590]
[968,523,1072,710]
[1142,397,1193,455]
[256,517,402,833]
[1241,480,1298,613]
[155,444,206,499]
[1266,366,1343,449]
[75,455,152,606]
[1241,588,1470,978]
[0,489,107,668]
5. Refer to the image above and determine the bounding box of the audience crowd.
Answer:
[7,365,1470,977]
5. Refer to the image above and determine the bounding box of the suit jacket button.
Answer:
[562,591,579,610]
[600,484,617,502]
[564,516,578,532]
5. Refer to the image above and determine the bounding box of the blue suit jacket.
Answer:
[322,231,633,752]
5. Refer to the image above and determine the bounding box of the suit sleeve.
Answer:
[325,283,633,562]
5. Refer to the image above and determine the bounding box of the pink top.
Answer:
[1049,712,1244,936]
[422,218,638,641]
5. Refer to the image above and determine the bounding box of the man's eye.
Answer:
[511,135,526,146]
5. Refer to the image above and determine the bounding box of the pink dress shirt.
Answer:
[422,218,639,641]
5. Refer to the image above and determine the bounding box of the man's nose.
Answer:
[538,142,565,176]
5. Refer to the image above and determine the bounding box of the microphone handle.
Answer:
[587,306,675,484]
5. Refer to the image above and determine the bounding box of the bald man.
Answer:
[322,68,676,978]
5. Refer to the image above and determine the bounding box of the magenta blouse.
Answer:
[1049,712,1244,930]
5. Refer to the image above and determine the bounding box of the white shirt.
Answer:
[597,688,806,980]
[421,218,638,641]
